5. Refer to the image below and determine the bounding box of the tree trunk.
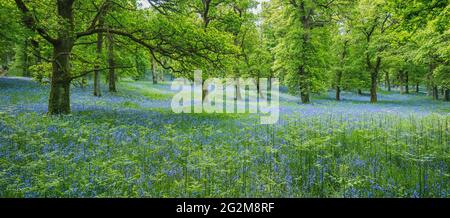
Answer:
[370,72,378,103]
[358,89,362,95]
[48,0,75,115]
[385,70,391,92]
[299,2,311,104]
[433,86,439,100]
[151,55,157,84]
[299,66,310,104]
[336,85,341,101]
[267,77,272,101]
[405,71,409,94]
[202,80,208,102]
[444,89,449,101]
[158,67,164,82]
[22,39,29,77]
[235,78,242,100]
[427,64,435,96]
[370,57,381,103]
[336,71,342,101]
[107,32,116,92]
[416,82,419,93]
[49,41,72,115]
[31,39,41,81]
[256,77,264,99]
[300,89,310,103]
[31,39,41,65]
[93,16,104,97]
[399,71,405,94]
[336,41,347,101]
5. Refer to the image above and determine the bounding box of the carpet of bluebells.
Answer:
[0,77,449,198]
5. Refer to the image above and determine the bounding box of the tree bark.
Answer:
[31,39,41,65]
[93,15,104,97]
[416,82,420,93]
[405,71,409,94]
[433,86,439,100]
[399,71,405,94]
[107,31,116,92]
[370,57,381,103]
[336,71,342,101]
[48,0,75,115]
[22,39,29,77]
[151,55,157,84]
[336,41,347,101]
[444,89,449,101]
[256,77,265,99]
[298,2,311,104]
[299,66,310,104]
[235,78,242,100]
[267,77,272,101]
[385,70,391,92]
[370,73,378,103]
[49,41,73,114]
[426,64,435,96]
[202,80,208,101]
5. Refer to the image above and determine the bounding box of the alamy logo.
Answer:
[171,70,280,124]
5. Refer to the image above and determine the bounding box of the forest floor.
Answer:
[0,77,449,197]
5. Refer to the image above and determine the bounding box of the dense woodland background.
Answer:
[0,0,449,198]
[0,0,448,112]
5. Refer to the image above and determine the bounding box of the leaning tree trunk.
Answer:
[107,32,116,92]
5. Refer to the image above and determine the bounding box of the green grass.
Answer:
[119,81,174,101]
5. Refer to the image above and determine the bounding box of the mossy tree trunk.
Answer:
[48,1,75,114]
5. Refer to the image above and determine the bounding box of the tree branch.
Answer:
[14,0,57,44]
